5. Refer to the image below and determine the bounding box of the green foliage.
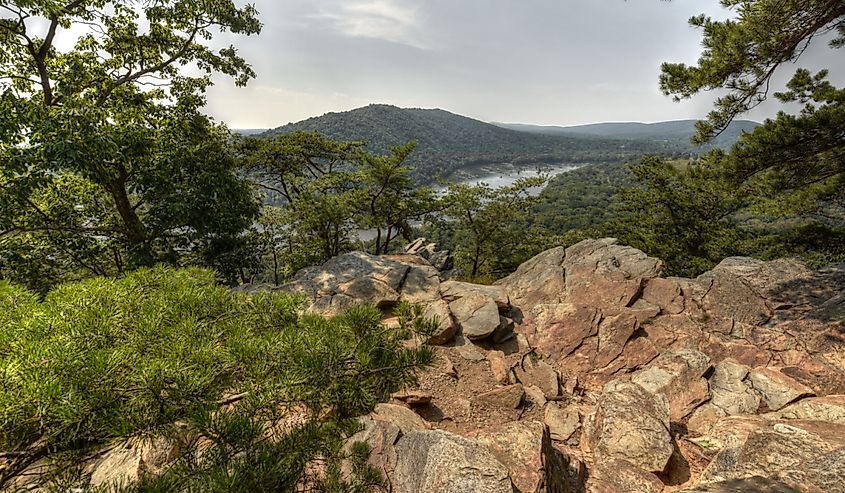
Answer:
[239,132,437,278]
[0,1,262,291]
[0,268,434,491]
[430,176,548,280]
[611,155,748,277]
[261,104,690,183]
[660,0,845,142]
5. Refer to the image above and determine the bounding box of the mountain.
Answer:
[259,105,692,183]
[492,119,761,149]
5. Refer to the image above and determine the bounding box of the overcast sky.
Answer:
[203,0,842,129]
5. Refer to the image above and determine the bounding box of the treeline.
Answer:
[261,104,693,183]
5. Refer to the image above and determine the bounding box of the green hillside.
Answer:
[259,104,688,182]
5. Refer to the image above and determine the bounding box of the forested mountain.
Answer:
[493,119,760,149]
[259,104,689,182]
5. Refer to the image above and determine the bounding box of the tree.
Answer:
[0,267,435,491]
[660,0,845,141]
[436,176,546,280]
[353,142,437,255]
[0,1,262,289]
[239,132,364,271]
[612,155,747,277]
[658,0,844,264]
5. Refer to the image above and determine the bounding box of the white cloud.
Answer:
[307,0,430,49]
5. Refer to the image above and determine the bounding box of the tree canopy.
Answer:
[0,0,262,289]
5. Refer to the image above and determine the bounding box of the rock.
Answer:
[477,421,568,493]
[496,246,568,311]
[523,303,601,362]
[491,316,516,344]
[428,251,454,272]
[88,437,177,488]
[524,384,548,408]
[544,402,580,442]
[589,458,666,493]
[423,300,457,345]
[642,277,686,315]
[632,349,712,421]
[563,238,663,309]
[711,359,760,415]
[346,417,401,482]
[472,384,524,410]
[487,350,511,385]
[449,294,501,340]
[775,446,845,493]
[587,379,673,473]
[89,443,144,488]
[748,368,816,411]
[373,403,430,433]
[594,312,640,369]
[400,265,442,303]
[391,391,433,407]
[392,430,513,493]
[697,259,773,326]
[677,476,801,493]
[280,252,411,316]
[701,420,845,488]
[440,280,510,311]
[768,395,845,424]
[405,238,428,255]
[515,357,560,399]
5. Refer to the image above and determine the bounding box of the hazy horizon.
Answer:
[227,104,764,132]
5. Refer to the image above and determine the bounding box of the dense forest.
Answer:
[260,104,693,183]
[1,0,843,491]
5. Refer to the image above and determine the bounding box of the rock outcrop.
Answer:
[239,238,845,492]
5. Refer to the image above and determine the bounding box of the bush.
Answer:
[0,267,434,492]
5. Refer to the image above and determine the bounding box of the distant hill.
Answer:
[259,105,693,183]
[231,129,267,136]
[492,119,760,149]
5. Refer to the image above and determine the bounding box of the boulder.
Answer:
[632,349,712,421]
[677,476,801,493]
[748,368,815,411]
[423,300,457,345]
[688,360,761,434]
[544,402,580,442]
[440,280,510,311]
[345,417,401,483]
[476,421,568,493]
[472,384,525,410]
[588,458,666,493]
[495,246,567,310]
[88,437,177,488]
[700,420,845,488]
[587,379,673,473]
[563,238,663,309]
[399,264,442,304]
[373,403,430,433]
[280,252,411,315]
[515,357,560,399]
[392,430,513,493]
[449,294,501,340]
[767,395,845,424]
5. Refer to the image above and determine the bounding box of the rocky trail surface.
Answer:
[78,238,845,492]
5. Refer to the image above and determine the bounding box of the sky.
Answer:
[202,0,843,129]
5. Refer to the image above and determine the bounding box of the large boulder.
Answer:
[279,252,412,315]
[392,430,514,493]
[632,349,712,421]
[423,299,457,345]
[476,421,569,493]
[747,368,816,411]
[496,246,567,311]
[449,293,501,340]
[586,379,673,474]
[563,238,663,309]
[700,420,845,489]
